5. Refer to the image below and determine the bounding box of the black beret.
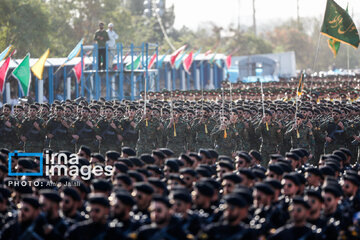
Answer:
[208,149,219,159]
[285,152,300,161]
[119,158,134,168]
[15,184,33,194]
[290,149,304,158]
[222,173,242,184]
[237,152,251,163]
[165,159,179,172]
[218,155,234,163]
[264,179,282,190]
[122,147,136,156]
[305,189,324,202]
[79,145,91,156]
[204,178,221,190]
[339,148,352,157]
[270,154,283,160]
[172,190,192,203]
[140,154,155,164]
[148,177,167,190]
[199,149,212,159]
[249,150,262,162]
[115,191,136,206]
[305,167,323,178]
[283,173,300,185]
[253,169,266,180]
[88,193,110,207]
[115,174,132,186]
[40,189,62,203]
[114,162,129,173]
[254,183,274,195]
[128,170,144,182]
[91,179,113,192]
[189,153,202,162]
[159,148,174,157]
[152,194,172,208]
[224,193,247,208]
[292,196,310,209]
[320,166,335,177]
[106,151,120,160]
[180,168,197,177]
[195,181,214,197]
[22,195,40,208]
[18,158,36,170]
[333,109,341,114]
[333,150,346,162]
[147,165,163,175]
[0,185,11,199]
[63,187,81,201]
[134,182,154,195]
[180,154,193,165]
[218,161,234,171]
[265,109,272,116]
[239,168,255,180]
[152,150,166,160]
[232,187,253,205]
[323,184,342,197]
[268,164,284,175]
[343,174,360,186]
[195,167,211,178]
[91,153,105,163]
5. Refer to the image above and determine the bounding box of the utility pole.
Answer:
[252,0,256,35]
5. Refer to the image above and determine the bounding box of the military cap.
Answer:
[115,191,135,207]
[88,193,110,207]
[152,150,166,160]
[332,150,346,162]
[270,154,283,160]
[320,166,335,177]
[265,109,272,116]
[63,187,81,201]
[254,183,274,195]
[91,153,105,163]
[264,179,282,190]
[134,182,154,195]
[305,167,323,178]
[152,194,172,208]
[305,189,323,202]
[222,173,242,184]
[0,148,10,155]
[0,185,11,199]
[159,148,174,157]
[22,195,40,208]
[40,189,62,203]
[323,184,342,197]
[249,150,262,162]
[239,169,255,180]
[283,173,300,185]
[140,154,155,164]
[295,173,306,185]
[118,158,134,168]
[128,170,144,182]
[199,149,212,159]
[218,160,234,171]
[78,157,90,166]
[114,162,129,173]
[148,177,167,190]
[180,154,193,166]
[290,149,304,158]
[237,152,252,163]
[106,151,120,160]
[147,165,162,175]
[129,157,144,167]
[55,105,64,111]
[292,196,311,209]
[75,180,90,194]
[82,106,90,112]
[91,179,113,192]
[224,193,247,208]
[232,187,253,205]
[253,169,266,180]
[195,181,214,197]
[18,158,36,170]
[297,148,309,157]
[343,174,360,186]
[285,152,300,161]
[172,190,192,203]
[122,147,136,157]
[165,159,179,172]
[180,168,197,177]
[208,149,219,159]
[195,167,211,178]
[268,164,284,175]
[79,145,91,156]
[339,148,352,157]
[333,109,341,114]
[115,174,132,186]
[218,155,234,163]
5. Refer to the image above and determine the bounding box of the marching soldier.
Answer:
[0,104,19,151]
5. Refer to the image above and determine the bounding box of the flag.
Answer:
[209,53,216,64]
[0,51,14,94]
[31,48,50,80]
[327,4,348,58]
[204,50,212,56]
[0,45,12,62]
[73,59,85,84]
[297,72,304,97]
[147,52,157,69]
[321,0,359,48]
[66,39,84,61]
[157,53,168,68]
[193,49,201,60]
[175,51,187,69]
[125,55,141,71]
[12,53,31,96]
[183,51,193,73]
[170,45,186,68]
[226,55,232,69]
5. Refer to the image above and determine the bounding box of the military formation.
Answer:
[0,77,360,239]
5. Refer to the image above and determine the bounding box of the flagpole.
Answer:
[309,33,322,95]
[260,79,265,118]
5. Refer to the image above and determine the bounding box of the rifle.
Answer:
[71,120,94,144]
[324,122,344,147]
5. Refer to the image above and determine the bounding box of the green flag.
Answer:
[327,4,349,58]
[321,0,359,48]
[12,53,31,96]
[125,55,141,71]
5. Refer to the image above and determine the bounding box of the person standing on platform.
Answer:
[94,22,109,70]
[106,22,118,70]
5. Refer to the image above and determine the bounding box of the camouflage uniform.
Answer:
[135,117,160,155]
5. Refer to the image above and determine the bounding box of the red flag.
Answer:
[204,50,212,56]
[170,45,186,68]
[73,59,85,84]
[148,53,157,69]
[226,55,232,69]
[183,51,193,73]
[0,51,15,94]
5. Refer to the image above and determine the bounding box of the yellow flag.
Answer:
[146,119,148,127]
[31,49,50,80]
[204,124,208,134]
[297,129,300,138]
[174,123,177,137]
[266,122,269,131]
[224,129,227,138]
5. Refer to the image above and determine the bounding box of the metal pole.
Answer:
[5,82,10,103]
[81,44,85,97]
[120,43,124,100]
[63,66,67,100]
[156,44,160,92]
[48,66,54,104]
[38,79,44,104]
[130,43,134,101]
[106,43,110,100]
[35,78,39,102]
[66,77,71,99]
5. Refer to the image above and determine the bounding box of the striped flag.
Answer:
[170,45,186,68]
[0,45,12,62]
[183,51,193,73]
[0,50,15,94]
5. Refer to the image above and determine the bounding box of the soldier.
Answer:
[320,109,346,154]
[46,105,73,152]
[95,105,122,154]
[192,107,217,150]
[71,106,97,152]
[119,106,138,149]
[255,110,281,166]
[19,104,45,152]
[60,187,86,226]
[165,108,189,156]
[211,115,237,157]
[0,104,19,151]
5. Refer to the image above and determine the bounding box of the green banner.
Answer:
[12,53,31,96]
[321,0,359,48]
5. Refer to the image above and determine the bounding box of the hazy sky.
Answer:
[169,0,360,30]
